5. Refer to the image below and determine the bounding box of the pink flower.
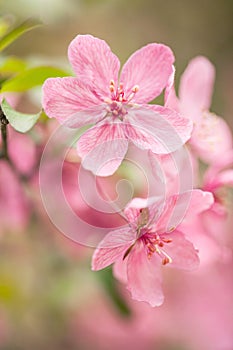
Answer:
[0,94,36,233]
[177,151,233,265]
[42,34,192,175]
[0,161,29,233]
[166,56,233,164]
[92,190,213,306]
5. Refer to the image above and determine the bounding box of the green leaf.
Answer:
[1,66,70,92]
[0,18,42,52]
[0,56,27,76]
[96,267,131,317]
[0,16,13,39]
[1,99,41,133]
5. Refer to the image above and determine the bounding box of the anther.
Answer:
[162,257,172,265]
[109,85,115,93]
[132,85,139,93]
[119,82,124,91]
[163,238,172,243]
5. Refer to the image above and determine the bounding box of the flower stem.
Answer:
[0,106,9,160]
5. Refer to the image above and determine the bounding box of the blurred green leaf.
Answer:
[0,56,27,76]
[1,99,41,133]
[0,18,42,52]
[1,66,70,92]
[97,267,131,317]
[0,16,13,38]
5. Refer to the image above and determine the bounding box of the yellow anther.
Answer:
[132,85,139,93]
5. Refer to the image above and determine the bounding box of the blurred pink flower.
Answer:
[43,34,192,175]
[0,161,29,233]
[0,93,36,232]
[178,150,233,265]
[92,190,213,306]
[166,56,233,164]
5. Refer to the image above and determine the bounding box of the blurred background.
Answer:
[0,0,233,349]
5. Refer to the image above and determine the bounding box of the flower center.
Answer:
[143,233,173,265]
[105,80,139,120]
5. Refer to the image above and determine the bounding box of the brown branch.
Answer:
[0,106,9,160]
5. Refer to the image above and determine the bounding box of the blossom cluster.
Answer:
[41,34,233,307]
[0,32,232,309]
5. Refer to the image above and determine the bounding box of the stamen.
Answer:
[132,85,139,93]
[143,234,173,264]
[127,85,140,103]
[109,85,115,93]
[163,238,172,243]
[162,256,172,265]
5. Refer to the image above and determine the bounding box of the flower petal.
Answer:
[190,112,233,164]
[203,150,233,190]
[42,77,105,125]
[164,231,200,270]
[8,127,36,176]
[156,190,213,233]
[127,241,164,307]
[120,43,174,103]
[124,196,164,229]
[0,161,29,232]
[77,122,129,176]
[125,106,192,154]
[164,65,180,111]
[183,189,214,217]
[68,34,120,99]
[63,104,108,128]
[91,228,135,271]
[113,258,128,284]
[179,56,215,121]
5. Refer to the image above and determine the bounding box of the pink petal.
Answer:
[113,258,128,284]
[124,196,164,229]
[0,161,29,232]
[68,34,120,99]
[77,122,128,176]
[183,189,214,217]
[211,170,233,189]
[125,106,192,154]
[8,128,36,176]
[127,241,164,307]
[63,104,107,128]
[164,65,180,111]
[91,228,135,271]
[203,150,233,190]
[179,56,215,121]
[157,190,213,233]
[42,77,105,125]
[164,231,200,270]
[190,112,233,164]
[120,43,174,104]
[155,194,178,232]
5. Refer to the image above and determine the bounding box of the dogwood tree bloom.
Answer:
[92,190,213,306]
[165,56,233,164]
[42,34,192,175]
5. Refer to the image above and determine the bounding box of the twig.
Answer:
[0,106,9,160]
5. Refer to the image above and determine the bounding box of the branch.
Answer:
[0,106,9,160]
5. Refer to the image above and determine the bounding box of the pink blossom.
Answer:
[42,34,192,175]
[165,56,233,164]
[0,94,36,232]
[178,150,233,265]
[200,150,233,253]
[0,161,29,233]
[92,190,213,306]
